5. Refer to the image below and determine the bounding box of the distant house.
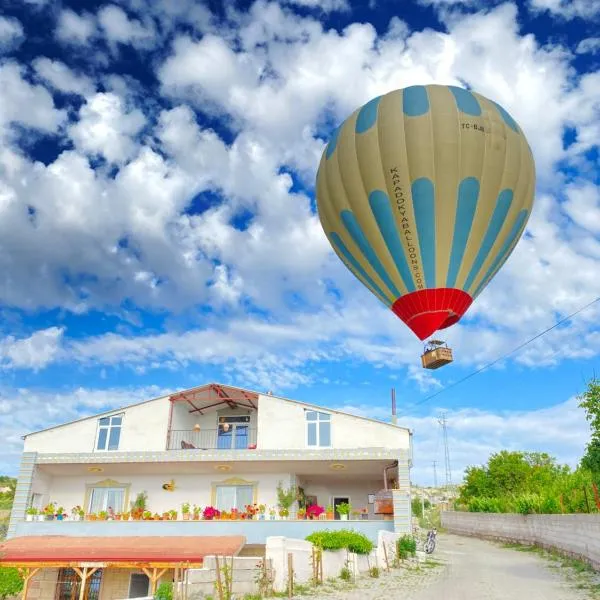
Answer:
[3,382,413,600]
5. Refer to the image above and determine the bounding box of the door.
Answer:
[55,569,102,600]
[333,497,350,520]
[129,573,150,599]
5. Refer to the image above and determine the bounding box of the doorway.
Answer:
[333,497,350,520]
[55,569,102,600]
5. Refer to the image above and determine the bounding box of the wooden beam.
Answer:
[2,561,203,569]
[143,567,169,595]
[18,567,40,600]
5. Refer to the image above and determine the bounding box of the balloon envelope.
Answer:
[316,84,535,340]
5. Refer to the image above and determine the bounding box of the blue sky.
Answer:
[1,0,600,485]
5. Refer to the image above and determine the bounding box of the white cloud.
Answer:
[68,92,146,163]
[0,62,66,136]
[0,16,24,53]
[55,9,96,45]
[281,0,350,11]
[97,4,156,50]
[33,57,95,97]
[528,0,600,19]
[0,327,64,370]
[576,38,600,55]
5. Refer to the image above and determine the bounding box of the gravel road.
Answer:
[296,533,594,600]
[402,534,591,600]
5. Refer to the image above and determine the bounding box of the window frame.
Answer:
[211,477,257,512]
[305,410,332,448]
[95,413,124,452]
[84,479,130,515]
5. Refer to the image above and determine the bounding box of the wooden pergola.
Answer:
[0,535,246,599]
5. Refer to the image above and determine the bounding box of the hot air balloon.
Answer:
[316,84,535,368]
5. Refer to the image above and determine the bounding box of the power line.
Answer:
[412,294,600,409]
[438,412,452,489]
[432,460,438,488]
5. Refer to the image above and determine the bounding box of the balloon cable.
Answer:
[411,294,600,408]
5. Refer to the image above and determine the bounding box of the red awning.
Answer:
[0,535,246,565]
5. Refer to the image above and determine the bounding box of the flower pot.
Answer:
[37,515,45,522]
[326,512,333,520]
[57,515,64,521]
[183,513,190,520]
[26,514,33,522]
[340,514,348,521]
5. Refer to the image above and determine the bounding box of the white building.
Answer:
[3,383,413,600]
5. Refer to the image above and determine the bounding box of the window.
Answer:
[129,573,150,599]
[305,410,331,447]
[96,414,122,451]
[88,486,126,513]
[215,485,254,512]
[55,568,102,600]
[217,416,251,449]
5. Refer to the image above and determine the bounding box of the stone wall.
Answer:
[442,512,600,569]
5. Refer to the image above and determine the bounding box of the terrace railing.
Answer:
[167,428,258,451]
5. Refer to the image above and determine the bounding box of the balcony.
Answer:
[167,428,258,451]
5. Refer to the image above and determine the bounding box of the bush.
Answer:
[396,535,417,560]
[369,566,380,578]
[514,493,541,515]
[0,568,23,600]
[154,582,172,600]
[305,529,374,555]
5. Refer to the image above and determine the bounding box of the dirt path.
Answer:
[404,533,590,600]
[296,533,594,600]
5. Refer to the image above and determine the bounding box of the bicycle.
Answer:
[424,527,437,554]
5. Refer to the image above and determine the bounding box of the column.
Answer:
[392,456,412,534]
[7,452,37,539]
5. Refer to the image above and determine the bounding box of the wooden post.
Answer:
[174,566,179,600]
[19,567,40,600]
[382,543,390,572]
[215,556,224,600]
[287,552,293,599]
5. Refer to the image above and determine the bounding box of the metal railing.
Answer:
[167,428,258,451]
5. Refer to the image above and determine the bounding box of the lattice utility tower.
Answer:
[432,460,438,488]
[438,412,452,489]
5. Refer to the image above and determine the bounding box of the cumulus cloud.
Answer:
[0,16,24,53]
[55,9,96,45]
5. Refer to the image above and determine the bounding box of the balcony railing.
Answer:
[168,428,258,451]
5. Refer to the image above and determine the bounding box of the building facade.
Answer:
[4,383,413,600]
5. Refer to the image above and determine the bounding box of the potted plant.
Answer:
[337,502,351,521]
[87,512,97,521]
[307,505,324,520]
[43,503,56,521]
[325,504,334,520]
[360,507,369,520]
[169,509,178,521]
[276,481,296,520]
[268,507,276,520]
[71,506,84,521]
[142,510,152,520]
[202,506,219,521]
[258,504,266,520]
[130,491,148,520]
[296,507,306,520]
[97,510,108,521]
[192,505,201,520]
[25,507,37,521]
[182,503,190,520]
[122,511,131,521]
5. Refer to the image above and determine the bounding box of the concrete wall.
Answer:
[442,512,600,569]
[23,397,170,454]
[256,394,410,451]
[14,518,394,544]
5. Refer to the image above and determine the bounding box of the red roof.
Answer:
[0,536,246,565]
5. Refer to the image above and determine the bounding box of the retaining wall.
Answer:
[442,511,600,569]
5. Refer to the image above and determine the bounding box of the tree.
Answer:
[579,377,600,477]
[0,568,23,599]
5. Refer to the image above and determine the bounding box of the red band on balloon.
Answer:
[391,288,473,341]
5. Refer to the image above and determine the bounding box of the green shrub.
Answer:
[339,566,351,581]
[0,568,23,600]
[369,566,380,578]
[514,493,541,515]
[396,535,417,560]
[154,582,173,600]
[305,529,374,555]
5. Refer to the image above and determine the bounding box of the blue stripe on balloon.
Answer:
[340,209,401,298]
[403,86,429,117]
[412,178,436,288]
[330,232,391,307]
[446,177,480,288]
[493,101,519,133]
[356,96,382,134]
[472,209,529,298]
[448,86,481,116]
[369,190,416,293]
[464,189,514,291]
[326,125,341,159]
